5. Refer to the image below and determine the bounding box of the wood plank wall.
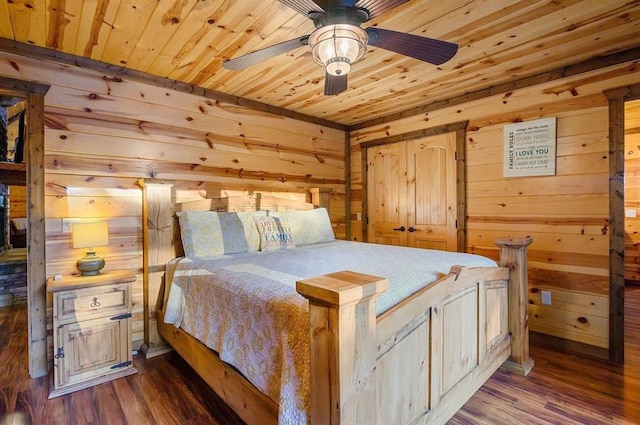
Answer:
[351,61,640,350]
[625,99,640,282]
[0,52,346,352]
[8,185,25,218]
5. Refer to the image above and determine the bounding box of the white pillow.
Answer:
[269,208,335,246]
[179,210,266,257]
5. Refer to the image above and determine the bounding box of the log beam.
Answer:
[138,178,174,358]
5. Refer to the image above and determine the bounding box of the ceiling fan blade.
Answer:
[278,0,325,16]
[324,72,347,95]
[223,36,309,71]
[365,27,458,65]
[355,0,409,20]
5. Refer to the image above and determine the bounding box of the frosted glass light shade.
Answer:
[309,24,368,76]
[72,221,109,248]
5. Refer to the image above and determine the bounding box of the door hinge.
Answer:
[110,313,132,321]
[455,151,458,161]
[110,360,133,370]
[455,219,458,229]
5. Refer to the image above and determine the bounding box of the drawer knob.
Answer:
[90,297,101,308]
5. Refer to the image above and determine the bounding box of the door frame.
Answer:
[605,82,640,364]
[360,121,468,251]
[0,76,49,377]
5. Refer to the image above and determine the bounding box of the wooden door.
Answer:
[56,316,130,388]
[406,132,458,251]
[367,132,458,251]
[367,142,407,246]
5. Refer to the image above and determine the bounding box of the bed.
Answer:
[139,180,534,425]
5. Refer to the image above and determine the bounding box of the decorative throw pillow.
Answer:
[269,208,335,246]
[254,216,296,251]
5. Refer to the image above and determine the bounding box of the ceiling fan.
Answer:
[223,0,458,95]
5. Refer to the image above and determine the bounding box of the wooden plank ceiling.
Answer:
[1,0,639,126]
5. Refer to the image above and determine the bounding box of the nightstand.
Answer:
[47,270,137,398]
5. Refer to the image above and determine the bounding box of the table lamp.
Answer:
[72,221,109,276]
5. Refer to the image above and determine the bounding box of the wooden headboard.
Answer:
[137,179,331,357]
[177,191,317,213]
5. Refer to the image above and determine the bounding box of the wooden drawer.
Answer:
[55,283,131,324]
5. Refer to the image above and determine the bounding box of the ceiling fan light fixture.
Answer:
[325,57,351,76]
[309,24,368,76]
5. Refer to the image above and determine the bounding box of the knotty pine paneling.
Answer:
[351,61,640,351]
[3,1,640,126]
[8,185,25,218]
[0,52,346,357]
[625,99,640,282]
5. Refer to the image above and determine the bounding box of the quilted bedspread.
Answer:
[164,240,497,424]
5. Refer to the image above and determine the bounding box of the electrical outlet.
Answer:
[541,290,552,305]
[61,218,82,234]
[626,209,637,218]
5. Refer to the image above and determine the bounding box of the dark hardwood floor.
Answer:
[1,286,639,424]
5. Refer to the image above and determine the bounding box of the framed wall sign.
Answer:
[503,117,557,177]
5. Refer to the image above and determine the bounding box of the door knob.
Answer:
[393,226,406,232]
[408,227,417,232]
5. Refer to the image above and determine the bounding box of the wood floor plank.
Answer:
[0,286,638,424]
[112,376,156,425]
[69,389,99,424]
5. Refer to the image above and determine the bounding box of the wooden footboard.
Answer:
[296,237,532,424]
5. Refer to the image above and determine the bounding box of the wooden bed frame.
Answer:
[139,179,533,425]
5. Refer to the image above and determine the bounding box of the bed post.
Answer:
[495,237,534,376]
[310,187,331,209]
[296,271,388,425]
[138,178,175,358]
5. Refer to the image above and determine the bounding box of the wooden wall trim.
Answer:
[361,146,368,243]
[0,76,49,96]
[607,94,624,364]
[26,91,47,378]
[0,78,50,378]
[605,82,640,364]
[344,131,351,240]
[359,121,468,149]
[0,76,51,378]
[351,47,640,131]
[0,38,348,132]
[455,127,466,253]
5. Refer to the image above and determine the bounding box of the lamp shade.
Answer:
[72,221,109,249]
